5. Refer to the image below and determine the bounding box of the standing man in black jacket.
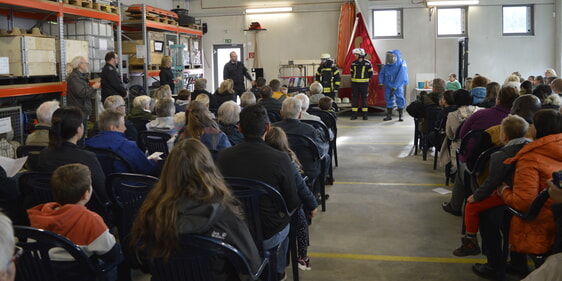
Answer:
[223,51,254,98]
[101,51,127,103]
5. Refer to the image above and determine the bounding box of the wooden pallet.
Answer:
[93,3,118,14]
[186,24,201,30]
[129,64,160,71]
[126,4,178,19]
[127,13,177,25]
[68,0,93,9]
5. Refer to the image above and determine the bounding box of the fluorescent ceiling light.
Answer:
[245,7,293,14]
[427,0,479,6]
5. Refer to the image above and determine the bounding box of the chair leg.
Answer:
[433,148,439,170]
[289,215,299,281]
[333,140,338,167]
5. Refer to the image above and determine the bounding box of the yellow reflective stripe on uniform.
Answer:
[351,78,370,82]
[334,70,340,75]
[352,108,358,112]
[334,81,341,85]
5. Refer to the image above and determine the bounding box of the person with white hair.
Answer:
[240,91,256,108]
[146,98,177,136]
[308,82,324,104]
[217,101,244,145]
[127,95,155,133]
[0,212,16,281]
[294,93,321,122]
[26,100,59,146]
[66,56,101,146]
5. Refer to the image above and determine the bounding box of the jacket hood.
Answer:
[505,133,562,164]
[27,203,90,237]
[176,200,225,234]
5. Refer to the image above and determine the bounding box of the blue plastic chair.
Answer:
[149,234,268,281]
[14,226,123,281]
[225,177,297,281]
[85,147,134,177]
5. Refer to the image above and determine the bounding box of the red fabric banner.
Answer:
[341,13,385,107]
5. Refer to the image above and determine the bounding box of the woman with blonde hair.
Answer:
[214,79,236,108]
[131,138,261,280]
[265,127,318,271]
[159,55,176,93]
[176,101,230,159]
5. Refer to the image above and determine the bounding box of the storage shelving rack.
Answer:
[121,4,203,90]
[0,0,121,99]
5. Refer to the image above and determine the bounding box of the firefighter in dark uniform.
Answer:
[350,48,373,120]
[223,51,254,98]
[315,53,341,99]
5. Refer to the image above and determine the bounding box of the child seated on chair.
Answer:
[27,163,121,278]
[453,114,530,256]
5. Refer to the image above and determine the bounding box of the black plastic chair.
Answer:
[419,104,442,161]
[467,145,502,192]
[16,145,46,171]
[106,173,158,274]
[286,133,328,212]
[308,109,338,167]
[301,119,334,185]
[19,171,54,210]
[138,131,171,158]
[224,177,296,281]
[456,129,485,197]
[149,234,268,281]
[14,225,123,281]
[267,111,282,123]
[85,146,134,177]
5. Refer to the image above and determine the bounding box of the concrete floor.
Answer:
[133,111,521,281]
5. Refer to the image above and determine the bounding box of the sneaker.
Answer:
[298,257,311,271]
[453,236,481,256]
[277,272,287,281]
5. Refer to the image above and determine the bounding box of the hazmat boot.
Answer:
[362,108,368,120]
[398,109,404,122]
[383,108,393,121]
[351,108,358,120]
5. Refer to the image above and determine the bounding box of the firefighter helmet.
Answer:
[352,48,365,57]
[320,53,331,60]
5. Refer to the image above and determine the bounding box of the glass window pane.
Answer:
[374,10,398,36]
[503,5,532,35]
[438,8,463,35]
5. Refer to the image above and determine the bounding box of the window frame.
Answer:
[372,8,403,39]
[436,6,468,38]
[502,4,534,36]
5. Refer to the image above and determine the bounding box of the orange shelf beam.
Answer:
[0,0,119,22]
[0,82,66,98]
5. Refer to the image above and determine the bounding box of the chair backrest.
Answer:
[286,133,324,181]
[149,234,265,281]
[456,129,485,169]
[308,110,337,137]
[14,226,121,281]
[224,177,292,253]
[267,111,282,123]
[106,173,158,243]
[138,131,171,158]
[469,145,502,188]
[301,119,331,143]
[507,189,550,221]
[85,146,134,176]
[19,171,54,210]
[16,145,46,171]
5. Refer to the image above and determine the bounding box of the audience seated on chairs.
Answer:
[521,182,562,280]
[26,100,59,146]
[430,90,456,147]
[476,82,500,108]
[273,97,329,164]
[36,106,109,205]
[258,86,282,115]
[265,127,318,271]
[442,86,519,215]
[176,101,231,159]
[295,93,321,122]
[217,104,300,281]
[217,101,244,146]
[175,89,191,112]
[452,115,530,257]
[250,77,266,100]
[27,164,121,280]
[240,91,257,108]
[126,95,154,134]
[194,92,216,119]
[146,98,177,137]
[438,90,479,213]
[191,78,218,110]
[214,79,236,109]
[0,212,16,281]
[102,95,138,142]
[131,139,261,281]
[270,79,288,102]
[474,109,562,280]
[86,110,160,176]
[542,93,561,111]
[470,75,489,105]
[308,82,325,105]
[153,84,184,114]
[0,167,20,224]
[0,131,19,159]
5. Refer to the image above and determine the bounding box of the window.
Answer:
[503,5,533,36]
[437,7,467,37]
[372,9,403,39]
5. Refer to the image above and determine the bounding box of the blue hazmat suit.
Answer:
[379,49,408,109]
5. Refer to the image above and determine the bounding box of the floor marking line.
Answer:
[334,181,446,187]
[308,252,486,264]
